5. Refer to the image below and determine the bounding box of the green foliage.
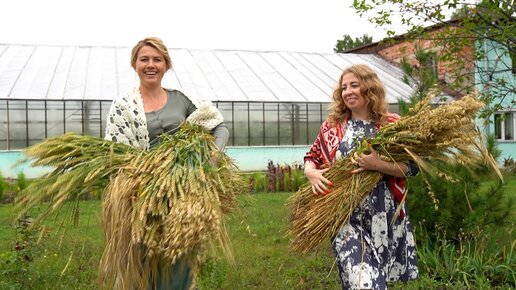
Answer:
[15,172,28,193]
[503,157,516,174]
[0,214,44,290]
[334,33,373,52]
[398,45,443,116]
[352,0,516,118]
[407,161,513,243]
[486,133,503,163]
[266,161,306,193]
[0,171,7,202]
[245,172,267,193]
[414,225,515,288]
[400,46,439,105]
[242,164,307,194]
[0,201,105,290]
[450,2,475,20]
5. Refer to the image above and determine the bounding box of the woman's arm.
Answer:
[351,147,419,177]
[211,123,229,150]
[104,98,135,146]
[304,125,334,195]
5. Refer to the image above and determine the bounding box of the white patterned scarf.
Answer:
[104,87,223,150]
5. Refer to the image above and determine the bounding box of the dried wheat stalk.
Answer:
[16,122,244,290]
[287,94,502,254]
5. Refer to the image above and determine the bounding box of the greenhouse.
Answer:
[0,44,412,174]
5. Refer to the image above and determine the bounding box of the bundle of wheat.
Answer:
[287,94,502,254]
[99,123,241,289]
[15,133,137,226]
[16,122,244,290]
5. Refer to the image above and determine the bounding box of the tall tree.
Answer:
[352,0,515,118]
[399,45,440,114]
[334,34,373,52]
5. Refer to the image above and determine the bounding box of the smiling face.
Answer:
[134,45,167,87]
[340,72,368,118]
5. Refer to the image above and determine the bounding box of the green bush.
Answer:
[242,172,267,193]
[15,172,28,193]
[504,156,516,174]
[251,172,267,192]
[0,171,7,202]
[414,224,515,288]
[241,162,307,194]
[266,161,306,193]
[0,214,46,290]
[407,161,513,243]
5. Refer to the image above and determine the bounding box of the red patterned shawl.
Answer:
[304,113,407,218]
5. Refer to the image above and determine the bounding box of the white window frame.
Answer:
[494,111,515,141]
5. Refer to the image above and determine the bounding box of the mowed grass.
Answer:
[198,193,340,290]
[0,200,104,289]
[1,181,514,290]
[0,193,341,290]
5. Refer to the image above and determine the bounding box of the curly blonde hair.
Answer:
[327,64,389,127]
[130,37,172,71]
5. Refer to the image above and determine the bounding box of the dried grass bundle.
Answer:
[16,122,245,290]
[15,134,137,226]
[287,94,502,254]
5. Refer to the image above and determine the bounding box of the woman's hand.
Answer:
[304,164,333,195]
[351,147,408,177]
[351,146,382,174]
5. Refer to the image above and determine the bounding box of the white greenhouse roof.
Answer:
[0,44,413,103]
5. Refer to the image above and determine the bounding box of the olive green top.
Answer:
[146,90,229,149]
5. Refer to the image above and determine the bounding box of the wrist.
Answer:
[304,161,316,172]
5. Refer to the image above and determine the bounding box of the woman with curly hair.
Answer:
[303,64,419,289]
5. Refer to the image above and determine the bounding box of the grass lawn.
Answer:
[198,193,340,290]
[0,193,341,290]
[0,185,514,289]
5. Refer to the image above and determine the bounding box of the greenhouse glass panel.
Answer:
[47,101,65,138]
[27,101,46,146]
[100,101,112,138]
[279,103,294,145]
[249,103,265,146]
[8,100,27,149]
[264,103,280,145]
[307,103,326,143]
[0,100,6,149]
[291,103,307,145]
[233,103,249,146]
[64,101,83,135]
[83,101,103,138]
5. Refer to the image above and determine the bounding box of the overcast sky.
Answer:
[0,0,407,53]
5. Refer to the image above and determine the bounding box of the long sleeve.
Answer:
[104,90,150,150]
[304,132,324,169]
[304,121,341,169]
[211,123,229,150]
[104,98,137,146]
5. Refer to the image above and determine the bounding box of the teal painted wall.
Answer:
[0,146,310,178]
[226,146,309,171]
[0,150,53,179]
[475,39,516,163]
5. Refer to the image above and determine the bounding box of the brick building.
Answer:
[343,19,476,98]
[343,19,516,163]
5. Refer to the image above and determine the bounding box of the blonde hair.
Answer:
[327,64,389,127]
[130,37,172,71]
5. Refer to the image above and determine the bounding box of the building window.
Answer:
[424,54,439,78]
[494,112,515,140]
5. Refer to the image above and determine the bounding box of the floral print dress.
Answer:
[331,119,419,290]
